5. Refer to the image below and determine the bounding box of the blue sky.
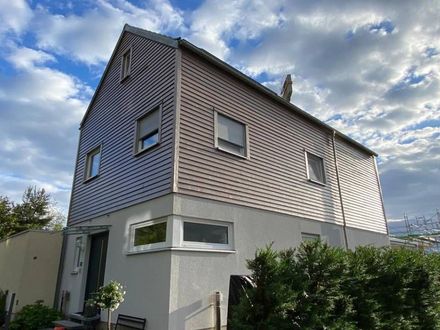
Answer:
[0,0,439,225]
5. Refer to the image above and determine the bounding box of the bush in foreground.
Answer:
[10,301,62,330]
[230,241,440,330]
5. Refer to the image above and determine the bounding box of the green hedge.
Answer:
[10,301,62,330]
[230,241,440,330]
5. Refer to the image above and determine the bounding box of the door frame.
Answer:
[83,231,109,306]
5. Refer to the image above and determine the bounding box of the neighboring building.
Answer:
[58,24,389,329]
[0,230,62,315]
[389,237,419,250]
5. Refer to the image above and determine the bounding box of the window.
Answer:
[301,233,320,242]
[85,146,101,180]
[129,219,167,252]
[183,220,233,250]
[121,48,131,80]
[134,106,161,154]
[305,152,326,184]
[72,236,84,273]
[215,112,248,157]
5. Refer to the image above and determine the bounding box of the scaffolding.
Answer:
[389,209,440,253]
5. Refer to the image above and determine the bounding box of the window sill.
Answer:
[134,142,160,157]
[126,246,236,255]
[307,178,326,187]
[83,174,99,184]
[216,146,249,160]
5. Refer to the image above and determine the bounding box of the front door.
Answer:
[84,231,109,302]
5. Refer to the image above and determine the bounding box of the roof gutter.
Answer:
[178,39,377,157]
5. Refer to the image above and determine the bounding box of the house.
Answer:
[0,230,62,316]
[57,24,389,329]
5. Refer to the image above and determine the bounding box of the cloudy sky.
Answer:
[0,0,439,226]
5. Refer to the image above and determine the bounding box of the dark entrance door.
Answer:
[84,231,109,302]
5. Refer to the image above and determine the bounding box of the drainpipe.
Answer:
[332,131,349,250]
[373,156,390,236]
[53,230,68,310]
[215,291,221,330]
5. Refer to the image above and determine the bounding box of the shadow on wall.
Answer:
[170,296,216,330]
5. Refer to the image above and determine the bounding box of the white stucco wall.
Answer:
[60,193,389,330]
[59,194,174,329]
[168,194,389,329]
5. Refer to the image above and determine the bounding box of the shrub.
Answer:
[230,241,440,330]
[10,300,62,330]
[93,281,126,330]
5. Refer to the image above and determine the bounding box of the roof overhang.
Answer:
[63,225,111,235]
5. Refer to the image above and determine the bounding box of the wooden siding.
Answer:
[177,49,344,225]
[177,48,387,233]
[335,137,387,233]
[68,32,176,224]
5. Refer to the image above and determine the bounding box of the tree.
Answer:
[93,281,126,330]
[0,196,16,239]
[0,186,65,240]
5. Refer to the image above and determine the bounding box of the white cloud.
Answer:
[186,0,285,60]
[0,44,89,212]
[32,0,185,65]
[0,0,32,36]
[6,46,55,69]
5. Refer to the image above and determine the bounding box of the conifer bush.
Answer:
[230,241,440,330]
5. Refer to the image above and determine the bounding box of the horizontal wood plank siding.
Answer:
[68,32,176,224]
[177,49,344,225]
[336,137,387,233]
[177,48,387,234]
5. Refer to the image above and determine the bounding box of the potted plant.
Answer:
[93,281,126,330]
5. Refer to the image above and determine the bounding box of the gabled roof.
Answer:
[80,24,377,156]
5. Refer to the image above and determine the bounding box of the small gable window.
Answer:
[215,112,248,158]
[85,146,101,181]
[121,48,132,81]
[135,105,161,154]
[305,151,326,184]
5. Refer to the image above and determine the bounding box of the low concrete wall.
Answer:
[0,230,62,314]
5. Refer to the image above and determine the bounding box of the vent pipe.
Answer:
[280,74,293,102]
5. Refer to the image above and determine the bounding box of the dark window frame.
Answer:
[305,151,326,185]
[133,104,162,156]
[214,110,250,159]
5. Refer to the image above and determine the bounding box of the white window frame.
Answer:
[72,236,85,274]
[84,145,102,181]
[181,218,234,251]
[301,232,321,242]
[304,151,326,185]
[120,47,132,81]
[134,104,162,155]
[129,218,168,253]
[214,110,250,159]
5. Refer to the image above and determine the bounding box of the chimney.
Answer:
[280,74,292,102]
